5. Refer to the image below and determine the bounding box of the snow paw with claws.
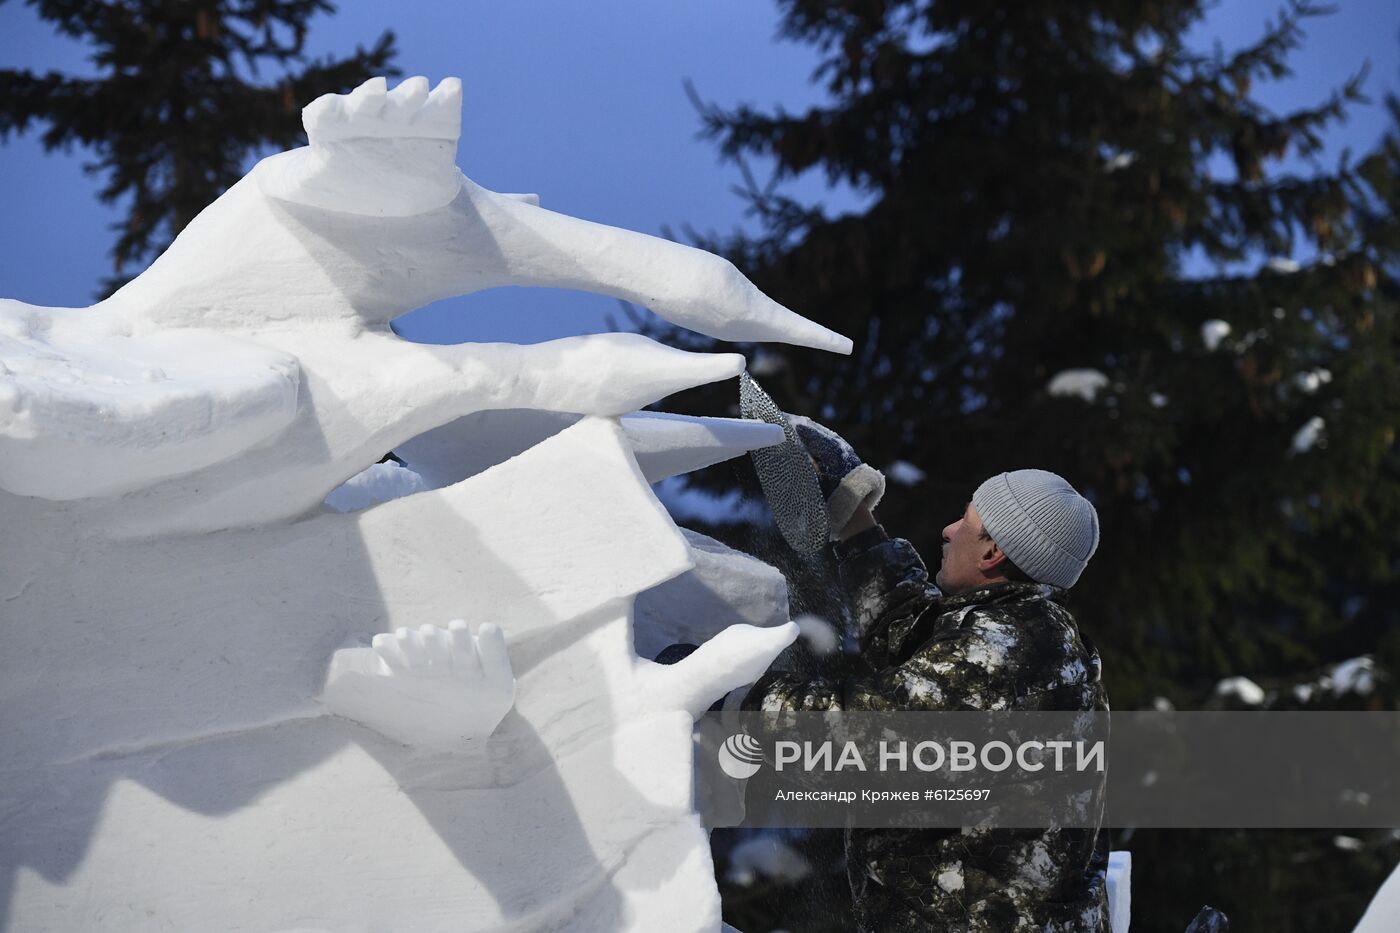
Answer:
[322,620,516,748]
[258,75,464,216]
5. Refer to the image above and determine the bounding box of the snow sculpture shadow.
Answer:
[0,76,844,931]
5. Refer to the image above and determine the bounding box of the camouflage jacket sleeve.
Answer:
[743,527,1033,712]
[837,526,941,670]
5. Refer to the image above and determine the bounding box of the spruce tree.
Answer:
[650,0,1400,708]
[0,0,397,294]
[659,6,1400,929]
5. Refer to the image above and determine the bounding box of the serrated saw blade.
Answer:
[739,372,831,555]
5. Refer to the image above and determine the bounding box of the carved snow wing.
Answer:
[0,76,846,931]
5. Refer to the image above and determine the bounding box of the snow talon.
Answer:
[370,631,408,671]
[476,623,513,691]
[325,620,516,747]
[260,75,463,215]
[446,618,474,659]
[418,76,462,128]
[304,75,460,144]
[343,76,387,121]
[385,75,428,121]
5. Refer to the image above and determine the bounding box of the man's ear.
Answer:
[978,537,1011,573]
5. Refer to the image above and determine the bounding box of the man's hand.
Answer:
[790,417,886,541]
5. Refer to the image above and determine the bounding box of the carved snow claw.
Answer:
[303,75,461,143]
[323,620,516,748]
[260,75,464,216]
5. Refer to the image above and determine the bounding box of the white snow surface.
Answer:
[0,307,301,499]
[0,75,842,932]
[726,836,811,886]
[1355,860,1400,932]
[1104,151,1137,172]
[1201,319,1232,351]
[1047,368,1109,402]
[633,528,792,661]
[1311,655,1378,698]
[395,408,784,491]
[1291,415,1326,455]
[1294,368,1332,394]
[324,460,429,512]
[1214,676,1266,706]
[1107,851,1131,933]
[1329,656,1377,695]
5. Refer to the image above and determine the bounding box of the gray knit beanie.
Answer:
[971,469,1100,589]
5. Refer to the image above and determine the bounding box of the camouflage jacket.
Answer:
[744,527,1111,932]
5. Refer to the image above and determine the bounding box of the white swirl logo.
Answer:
[717,732,764,779]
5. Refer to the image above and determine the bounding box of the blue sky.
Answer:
[2,1,1397,347]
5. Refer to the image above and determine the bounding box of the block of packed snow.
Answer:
[395,408,785,491]
[634,528,792,659]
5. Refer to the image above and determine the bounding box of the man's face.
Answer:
[935,501,999,594]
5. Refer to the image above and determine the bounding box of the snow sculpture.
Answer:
[1355,858,1400,932]
[0,76,851,931]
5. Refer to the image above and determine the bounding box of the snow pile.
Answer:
[1294,368,1332,394]
[1213,676,1266,706]
[1104,151,1137,172]
[1047,368,1109,402]
[1293,656,1378,703]
[726,836,812,886]
[0,76,850,931]
[1290,416,1326,455]
[1328,656,1377,696]
[1201,319,1232,351]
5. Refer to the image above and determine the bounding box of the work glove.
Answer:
[789,416,886,538]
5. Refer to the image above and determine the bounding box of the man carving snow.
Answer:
[743,423,1110,932]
